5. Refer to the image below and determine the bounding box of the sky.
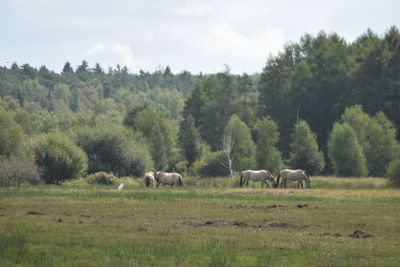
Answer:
[0,0,398,74]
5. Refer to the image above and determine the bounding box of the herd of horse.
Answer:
[144,169,311,189]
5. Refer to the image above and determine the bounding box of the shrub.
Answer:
[289,120,325,174]
[76,126,153,177]
[0,156,40,186]
[174,160,189,174]
[86,172,117,185]
[189,160,207,176]
[33,133,88,184]
[254,116,283,174]
[199,151,230,177]
[0,109,25,157]
[224,115,256,171]
[328,122,368,177]
[386,159,400,187]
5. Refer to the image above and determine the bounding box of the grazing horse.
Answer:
[153,171,183,187]
[143,172,155,187]
[239,170,276,188]
[276,169,311,188]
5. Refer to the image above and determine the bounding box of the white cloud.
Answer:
[174,23,285,60]
[173,0,269,21]
[85,42,143,69]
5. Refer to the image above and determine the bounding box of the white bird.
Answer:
[117,183,124,191]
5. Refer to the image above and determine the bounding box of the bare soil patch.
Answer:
[182,219,308,229]
[319,230,374,238]
[348,230,374,238]
[227,203,312,209]
[26,211,45,215]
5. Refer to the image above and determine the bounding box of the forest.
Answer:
[1,26,400,186]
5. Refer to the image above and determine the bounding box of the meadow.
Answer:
[1,176,400,266]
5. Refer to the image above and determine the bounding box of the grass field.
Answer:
[1,176,400,266]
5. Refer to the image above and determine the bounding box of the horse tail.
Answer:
[276,173,281,188]
[239,172,244,187]
[178,175,183,186]
[145,176,150,187]
[303,170,311,188]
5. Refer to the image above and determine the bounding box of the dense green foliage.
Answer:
[0,27,399,179]
[76,126,153,177]
[0,109,25,157]
[224,115,256,171]
[179,115,202,165]
[33,134,88,184]
[386,159,400,187]
[254,117,283,174]
[328,123,368,177]
[289,120,325,174]
[341,106,400,176]
[199,151,230,177]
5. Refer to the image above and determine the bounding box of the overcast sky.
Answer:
[1,0,398,74]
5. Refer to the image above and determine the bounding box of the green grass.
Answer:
[0,176,399,266]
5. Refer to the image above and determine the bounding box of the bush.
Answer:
[174,160,189,175]
[86,172,117,185]
[328,122,368,177]
[386,159,400,187]
[0,156,40,186]
[0,109,25,157]
[199,151,230,177]
[289,120,325,175]
[76,126,153,177]
[33,133,88,184]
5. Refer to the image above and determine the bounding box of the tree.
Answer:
[132,106,177,170]
[62,62,74,75]
[328,122,368,177]
[76,126,153,177]
[289,120,325,174]
[33,133,88,184]
[220,134,235,177]
[341,105,400,176]
[364,112,400,176]
[254,116,283,174]
[76,60,90,81]
[224,115,256,172]
[179,115,201,165]
[0,109,25,157]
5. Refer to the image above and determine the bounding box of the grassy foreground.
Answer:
[1,176,400,266]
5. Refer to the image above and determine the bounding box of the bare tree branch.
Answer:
[220,134,235,177]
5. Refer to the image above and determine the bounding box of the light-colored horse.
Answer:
[143,172,155,187]
[240,170,276,188]
[153,171,183,187]
[276,169,311,188]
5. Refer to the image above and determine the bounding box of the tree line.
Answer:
[1,26,400,186]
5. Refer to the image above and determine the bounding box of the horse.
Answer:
[239,170,276,188]
[143,172,155,187]
[276,169,311,188]
[153,171,183,187]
